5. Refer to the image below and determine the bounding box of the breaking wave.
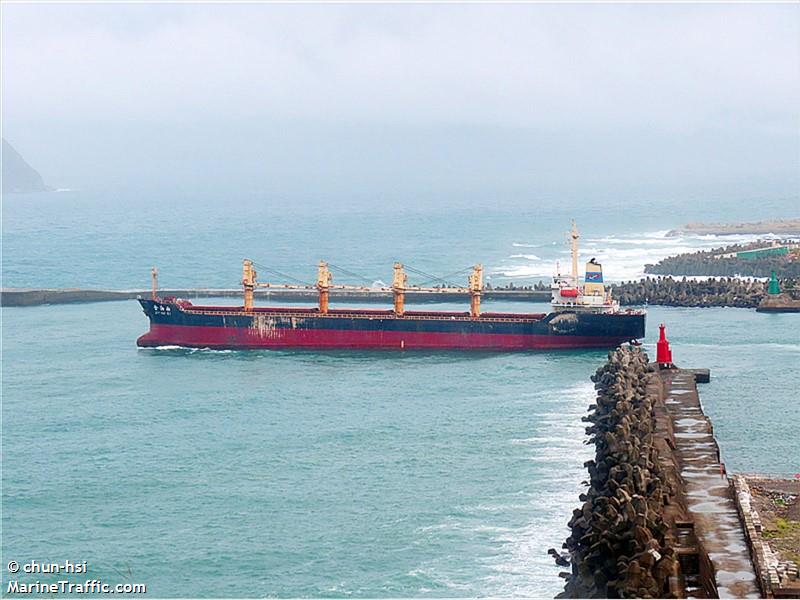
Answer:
[497,230,778,282]
[509,254,540,261]
[511,242,549,248]
[407,382,595,597]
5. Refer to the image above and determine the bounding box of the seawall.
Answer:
[556,346,761,598]
[0,288,550,308]
[6,278,799,309]
[732,475,800,597]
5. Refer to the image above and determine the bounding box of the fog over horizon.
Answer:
[2,3,799,209]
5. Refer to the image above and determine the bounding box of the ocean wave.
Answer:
[692,232,784,242]
[511,435,584,446]
[498,229,788,282]
[508,253,540,260]
[644,230,672,238]
[409,380,594,598]
[680,343,800,352]
[405,568,473,591]
[478,487,588,597]
[496,265,555,278]
[585,235,684,246]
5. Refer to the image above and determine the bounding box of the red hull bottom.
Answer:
[137,324,629,350]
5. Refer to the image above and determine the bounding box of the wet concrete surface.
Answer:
[661,370,761,599]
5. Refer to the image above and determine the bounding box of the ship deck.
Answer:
[181,304,549,323]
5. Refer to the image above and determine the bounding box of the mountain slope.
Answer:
[2,138,52,193]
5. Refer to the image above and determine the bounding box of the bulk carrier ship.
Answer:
[137,222,645,350]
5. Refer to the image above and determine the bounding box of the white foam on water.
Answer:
[512,242,550,248]
[645,229,673,238]
[585,235,685,246]
[509,254,540,261]
[510,435,581,445]
[498,263,557,279]
[143,346,237,354]
[498,229,785,282]
[406,381,595,597]
[477,382,595,597]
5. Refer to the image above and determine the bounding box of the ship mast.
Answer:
[570,220,579,283]
[468,264,483,318]
[392,263,407,316]
[236,258,487,316]
[151,266,158,300]
[317,261,332,314]
[242,259,256,311]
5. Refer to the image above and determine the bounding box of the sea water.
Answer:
[2,191,795,289]
[2,192,798,597]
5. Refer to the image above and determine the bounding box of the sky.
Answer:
[2,3,799,206]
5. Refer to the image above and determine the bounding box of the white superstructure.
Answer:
[550,221,620,314]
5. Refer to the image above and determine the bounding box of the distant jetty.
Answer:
[5,277,800,309]
[667,218,800,237]
[0,287,551,308]
[756,272,800,312]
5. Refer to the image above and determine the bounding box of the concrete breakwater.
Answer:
[557,347,679,598]
[4,277,798,309]
[644,242,800,279]
[611,277,774,309]
[668,219,800,237]
[5,276,800,309]
[0,287,551,307]
[556,347,760,598]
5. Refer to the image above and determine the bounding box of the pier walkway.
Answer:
[661,369,760,598]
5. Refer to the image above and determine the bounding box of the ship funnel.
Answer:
[584,258,604,296]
